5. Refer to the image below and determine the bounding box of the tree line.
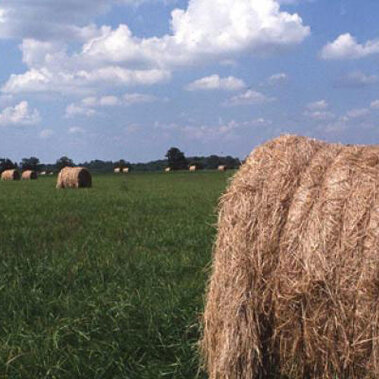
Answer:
[0,148,241,174]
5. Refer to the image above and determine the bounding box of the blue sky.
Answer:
[0,0,378,163]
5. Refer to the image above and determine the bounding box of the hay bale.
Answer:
[202,135,379,379]
[40,171,47,176]
[165,167,171,172]
[114,168,121,173]
[56,167,92,189]
[122,167,129,174]
[1,169,20,181]
[189,165,197,172]
[217,165,227,171]
[21,170,38,180]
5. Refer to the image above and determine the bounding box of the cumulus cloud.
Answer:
[225,89,274,106]
[304,100,334,120]
[306,99,328,111]
[83,0,309,67]
[1,0,309,95]
[3,65,171,95]
[335,71,379,88]
[345,108,370,119]
[321,33,379,60]
[185,75,245,91]
[370,100,379,109]
[65,93,159,117]
[123,93,159,104]
[65,104,97,118]
[0,101,41,126]
[68,126,86,134]
[267,73,288,85]
[304,110,335,121]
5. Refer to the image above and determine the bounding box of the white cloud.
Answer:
[65,92,159,118]
[68,126,85,134]
[370,100,379,109]
[304,100,335,121]
[123,93,159,104]
[267,72,288,85]
[225,89,274,106]
[40,129,54,139]
[65,103,97,118]
[155,117,275,142]
[186,75,245,91]
[0,101,41,126]
[81,97,98,107]
[321,33,379,60]
[1,0,309,95]
[3,65,171,95]
[83,1,309,67]
[346,108,370,119]
[306,99,328,111]
[99,96,121,106]
[304,110,335,121]
[335,71,379,88]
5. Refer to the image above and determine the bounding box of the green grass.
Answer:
[0,171,232,378]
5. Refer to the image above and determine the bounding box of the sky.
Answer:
[0,0,378,163]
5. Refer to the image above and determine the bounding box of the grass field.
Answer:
[0,171,232,378]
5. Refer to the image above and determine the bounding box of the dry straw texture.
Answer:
[1,169,20,181]
[56,167,92,189]
[21,170,38,180]
[218,165,227,171]
[202,135,379,379]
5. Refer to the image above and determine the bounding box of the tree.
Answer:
[165,147,187,170]
[55,156,74,171]
[115,159,130,169]
[0,158,16,173]
[20,157,40,171]
[207,155,221,169]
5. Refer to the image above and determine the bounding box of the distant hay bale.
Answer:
[122,167,129,173]
[217,165,227,171]
[48,172,54,176]
[114,168,121,173]
[1,169,20,181]
[40,171,47,176]
[56,167,92,189]
[189,165,197,172]
[202,135,379,379]
[21,170,38,180]
[165,167,171,172]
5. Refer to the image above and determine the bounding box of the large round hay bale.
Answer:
[202,135,379,379]
[21,170,38,180]
[189,165,197,172]
[122,167,129,174]
[114,167,121,174]
[217,165,227,171]
[56,167,92,189]
[1,169,20,181]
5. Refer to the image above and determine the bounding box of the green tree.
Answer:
[20,157,41,171]
[0,158,16,173]
[165,147,187,170]
[56,156,74,171]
